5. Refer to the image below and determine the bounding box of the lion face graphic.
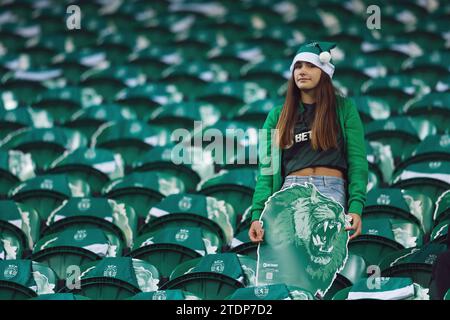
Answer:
[257,182,349,296]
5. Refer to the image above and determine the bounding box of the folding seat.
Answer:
[19,37,62,68]
[0,200,40,260]
[1,69,62,105]
[334,56,387,96]
[430,221,449,244]
[32,227,123,280]
[141,193,234,248]
[0,127,88,172]
[91,120,160,169]
[115,83,183,119]
[435,75,450,93]
[44,197,137,250]
[194,81,267,118]
[129,226,220,282]
[32,87,88,124]
[197,168,258,228]
[348,216,423,267]
[0,150,35,199]
[323,253,367,300]
[229,228,257,260]
[64,257,160,300]
[231,98,283,129]
[391,161,450,205]
[100,7,141,34]
[160,61,228,100]
[207,44,258,80]
[51,50,107,85]
[130,145,213,193]
[312,0,360,26]
[395,135,450,175]
[97,33,140,65]
[360,41,420,74]
[128,289,200,300]
[0,106,53,141]
[128,45,180,81]
[30,293,90,300]
[338,277,430,300]
[361,75,430,115]
[80,66,146,102]
[401,51,450,87]
[380,242,448,289]
[9,174,90,221]
[0,259,57,299]
[228,283,315,300]
[33,7,66,35]
[403,92,450,134]
[48,147,124,196]
[287,8,329,40]
[0,24,27,54]
[133,15,176,46]
[364,116,437,166]
[240,59,290,97]
[161,253,257,299]
[103,171,185,226]
[364,187,433,236]
[64,104,137,141]
[62,16,106,50]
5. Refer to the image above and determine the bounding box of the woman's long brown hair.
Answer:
[275,69,341,151]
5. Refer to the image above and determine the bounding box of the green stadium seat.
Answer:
[364,188,433,236]
[32,226,123,280]
[91,120,160,169]
[232,98,283,128]
[66,257,160,300]
[240,59,290,97]
[366,140,395,185]
[1,69,62,105]
[129,226,220,281]
[9,174,90,221]
[0,149,35,199]
[365,116,437,166]
[195,81,267,118]
[97,32,140,65]
[0,259,57,299]
[103,171,184,225]
[160,61,228,99]
[391,161,450,205]
[433,189,450,226]
[48,147,124,196]
[351,96,391,123]
[207,45,254,80]
[402,51,450,87]
[51,50,106,85]
[0,127,88,173]
[64,104,137,141]
[0,107,53,141]
[116,84,184,119]
[161,253,256,300]
[43,197,136,249]
[360,41,415,73]
[0,25,27,53]
[348,216,420,267]
[361,75,430,114]
[197,168,257,229]
[0,200,40,260]
[128,46,179,81]
[141,193,235,247]
[403,92,450,134]
[395,134,450,173]
[80,66,146,101]
[30,293,90,300]
[131,145,207,193]
[228,283,315,300]
[380,242,448,288]
[32,87,89,124]
[128,289,200,300]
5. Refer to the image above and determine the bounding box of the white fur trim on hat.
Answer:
[289,52,335,78]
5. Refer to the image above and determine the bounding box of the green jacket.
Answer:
[250,95,369,222]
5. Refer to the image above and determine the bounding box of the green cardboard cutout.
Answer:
[256,182,350,297]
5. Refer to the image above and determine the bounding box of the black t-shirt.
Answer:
[281,102,348,177]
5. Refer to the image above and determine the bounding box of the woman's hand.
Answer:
[345,213,362,241]
[249,220,264,243]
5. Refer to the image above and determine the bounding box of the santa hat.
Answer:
[290,41,337,78]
